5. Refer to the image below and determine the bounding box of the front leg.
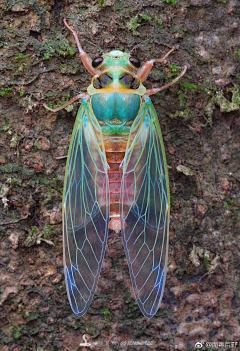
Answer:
[63,19,100,76]
[137,48,175,82]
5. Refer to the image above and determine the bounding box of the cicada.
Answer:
[44,19,187,319]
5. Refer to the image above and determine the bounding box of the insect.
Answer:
[44,19,187,319]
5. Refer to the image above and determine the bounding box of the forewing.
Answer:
[120,98,170,318]
[63,101,109,316]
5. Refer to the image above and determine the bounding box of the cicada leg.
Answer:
[137,48,176,82]
[145,65,187,96]
[43,93,87,112]
[63,19,100,76]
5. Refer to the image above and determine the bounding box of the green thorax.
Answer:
[87,50,146,135]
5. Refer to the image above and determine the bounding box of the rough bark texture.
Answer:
[0,0,240,350]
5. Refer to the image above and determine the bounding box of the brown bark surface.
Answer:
[0,0,239,350]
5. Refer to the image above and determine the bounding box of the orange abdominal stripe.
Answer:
[104,136,127,218]
[106,151,125,163]
[106,152,123,196]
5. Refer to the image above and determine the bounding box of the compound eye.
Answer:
[92,56,104,68]
[120,74,140,89]
[129,56,141,68]
[93,73,113,89]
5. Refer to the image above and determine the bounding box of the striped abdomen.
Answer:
[103,135,128,232]
[104,135,128,214]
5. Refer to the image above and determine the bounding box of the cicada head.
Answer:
[87,50,146,132]
[87,50,146,96]
[92,50,140,71]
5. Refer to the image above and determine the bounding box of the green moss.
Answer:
[190,188,197,196]
[169,108,190,119]
[181,81,197,92]
[168,63,182,77]
[163,0,178,5]
[41,34,76,59]
[127,15,140,35]
[6,177,19,184]
[35,141,42,150]
[177,90,189,106]
[176,81,198,106]
[17,64,24,73]
[53,177,61,183]
[155,310,168,317]
[25,314,39,323]
[10,134,19,148]
[127,13,163,35]
[123,291,134,304]
[170,26,187,38]
[24,225,56,247]
[9,325,23,339]
[0,88,14,97]
[43,225,54,239]
[19,87,24,96]
[175,267,187,278]
[14,53,29,62]
[103,308,110,315]
[140,14,151,21]
[205,86,240,126]
[155,16,163,25]
[67,47,75,56]
[0,163,63,194]
[44,53,50,59]
[223,201,239,212]
[170,192,177,207]
[167,66,193,107]
[60,62,79,74]
[203,252,211,270]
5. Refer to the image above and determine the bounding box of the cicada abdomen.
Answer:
[44,19,187,318]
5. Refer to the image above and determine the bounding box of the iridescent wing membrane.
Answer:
[63,99,109,316]
[120,97,170,318]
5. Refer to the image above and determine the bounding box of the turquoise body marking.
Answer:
[91,93,140,123]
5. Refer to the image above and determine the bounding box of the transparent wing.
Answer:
[120,97,170,318]
[63,100,109,316]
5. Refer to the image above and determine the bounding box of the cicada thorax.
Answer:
[88,70,145,135]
